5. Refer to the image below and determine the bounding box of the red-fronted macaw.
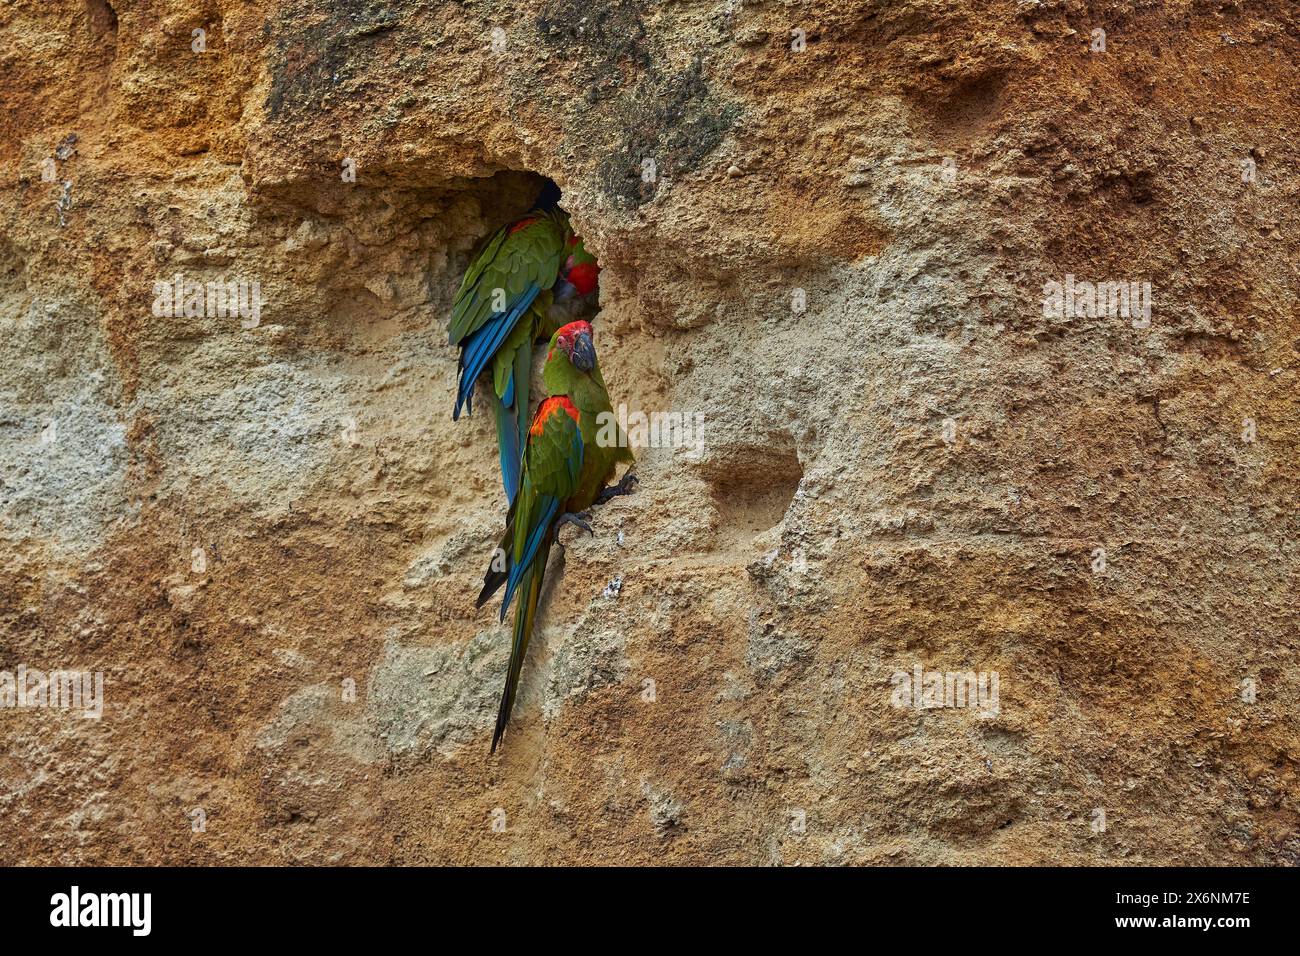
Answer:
[478,320,635,752]
[448,207,600,501]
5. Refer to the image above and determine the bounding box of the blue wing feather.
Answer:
[453,284,540,420]
[500,496,559,620]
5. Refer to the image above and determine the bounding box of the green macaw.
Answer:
[477,320,636,752]
[448,206,601,502]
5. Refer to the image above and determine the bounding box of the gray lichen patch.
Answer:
[366,631,500,759]
[534,0,739,208]
[542,620,629,721]
[0,288,128,556]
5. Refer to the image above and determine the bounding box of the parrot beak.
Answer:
[571,331,596,371]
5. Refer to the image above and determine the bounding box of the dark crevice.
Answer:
[86,0,118,36]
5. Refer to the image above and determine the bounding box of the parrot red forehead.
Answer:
[556,320,593,341]
[531,396,580,436]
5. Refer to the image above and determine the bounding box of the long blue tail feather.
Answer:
[494,390,521,502]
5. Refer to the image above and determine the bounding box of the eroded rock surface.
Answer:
[1,0,1297,864]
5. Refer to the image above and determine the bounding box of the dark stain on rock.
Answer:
[265,0,402,120]
[537,0,652,72]
[597,58,738,209]
[537,0,737,208]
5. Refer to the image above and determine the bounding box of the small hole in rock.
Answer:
[700,434,803,547]
[440,172,602,332]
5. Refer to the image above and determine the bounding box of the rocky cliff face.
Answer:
[1,0,1297,864]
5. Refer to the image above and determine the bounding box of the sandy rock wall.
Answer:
[1,0,1297,864]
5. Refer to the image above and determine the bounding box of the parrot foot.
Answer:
[556,511,594,537]
[595,471,638,506]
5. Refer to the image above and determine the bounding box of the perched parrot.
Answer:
[477,320,636,752]
[447,204,600,502]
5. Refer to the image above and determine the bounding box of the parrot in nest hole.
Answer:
[477,320,636,752]
[447,200,601,502]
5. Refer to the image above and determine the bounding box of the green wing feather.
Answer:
[447,212,569,345]
[512,403,581,563]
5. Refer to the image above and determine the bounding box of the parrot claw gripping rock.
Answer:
[595,470,638,505]
[556,511,594,536]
